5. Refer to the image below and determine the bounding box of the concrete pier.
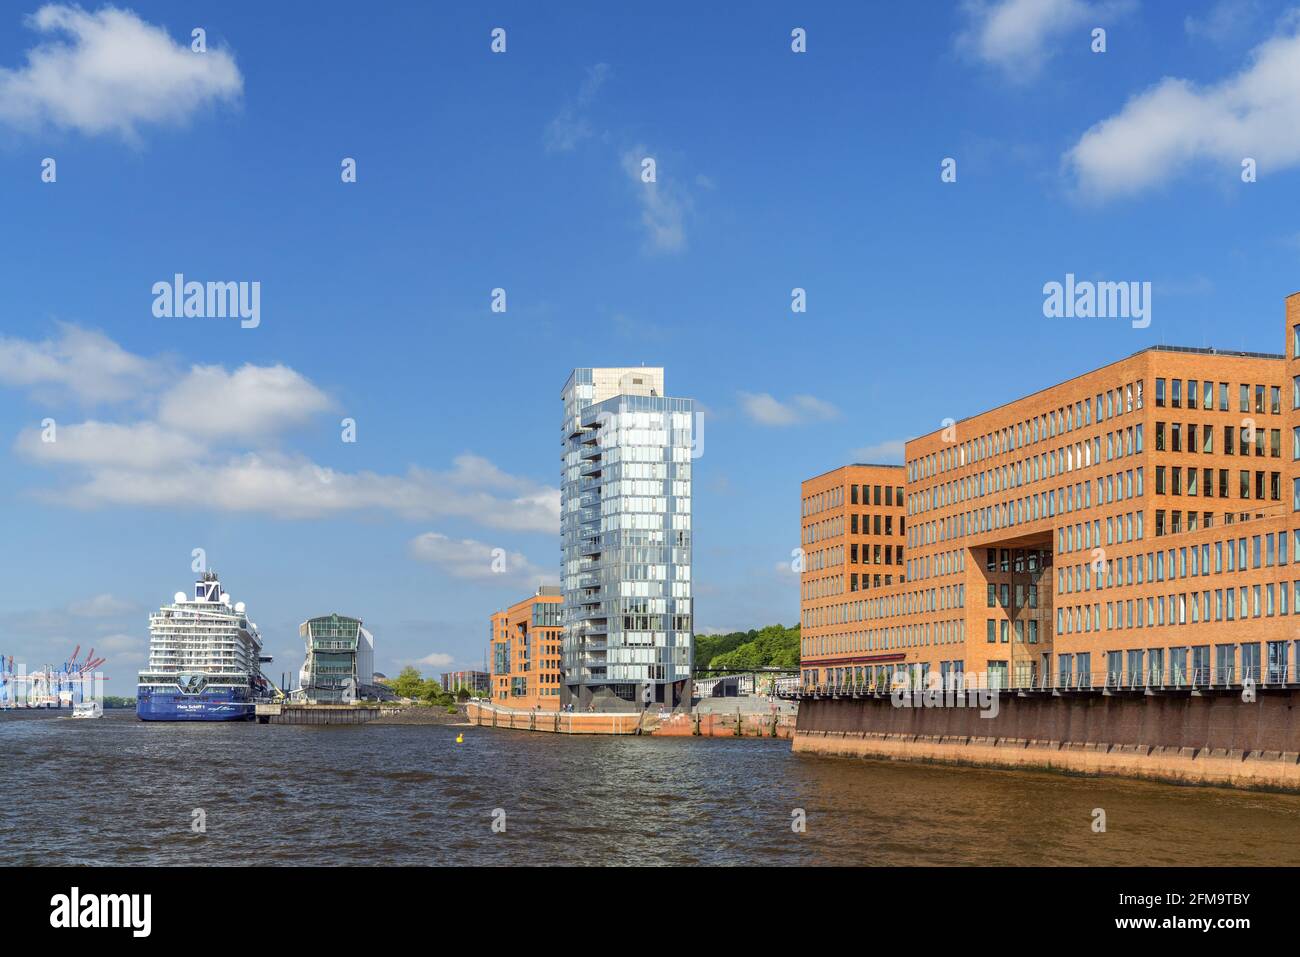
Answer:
[256,702,381,725]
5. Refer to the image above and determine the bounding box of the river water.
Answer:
[4,710,1299,866]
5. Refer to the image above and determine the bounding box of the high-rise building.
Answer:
[799,295,1300,693]
[488,586,563,709]
[560,367,695,711]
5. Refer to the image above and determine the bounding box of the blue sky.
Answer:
[3,0,1300,693]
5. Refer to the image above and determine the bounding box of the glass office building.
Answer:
[561,368,695,710]
[298,613,362,704]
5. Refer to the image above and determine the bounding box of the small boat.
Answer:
[72,701,103,719]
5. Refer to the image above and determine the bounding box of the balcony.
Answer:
[580,461,603,478]
[580,542,602,557]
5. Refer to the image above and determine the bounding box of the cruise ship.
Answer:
[137,571,273,721]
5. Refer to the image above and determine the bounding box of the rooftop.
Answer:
[927,343,1285,437]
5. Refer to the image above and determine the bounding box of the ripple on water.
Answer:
[7,714,1300,865]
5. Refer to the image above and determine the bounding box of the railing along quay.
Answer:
[784,664,1300,700]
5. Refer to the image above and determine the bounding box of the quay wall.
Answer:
[259,703,381,725]
[465,701,796,738]
[465,701,640,734]
[793,690,1300,790]
[649,710,795,738]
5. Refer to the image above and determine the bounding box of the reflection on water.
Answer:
[4,711,1299,866]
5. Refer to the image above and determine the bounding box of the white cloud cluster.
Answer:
[0,4,243,140]
[1066,19,1300,200]
[156,364,330,440]
[0,323,158,404]
[738,391,839,427]
[5,325,560,532]
[957,0,1129,78]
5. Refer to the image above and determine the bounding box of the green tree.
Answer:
[700,624,800,673]
[392,665,424,699]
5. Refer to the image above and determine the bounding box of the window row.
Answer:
[907,380,1144,482]
[1154,378,1279,415]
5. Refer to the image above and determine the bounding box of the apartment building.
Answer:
[489,586,563,710]
[440,670,489,695]
[560,367,694,711]
[800,293,1300,693]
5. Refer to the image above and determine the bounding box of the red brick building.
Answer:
[800,294,1300,693]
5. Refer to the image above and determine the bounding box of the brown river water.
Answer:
[3,710,1299,866]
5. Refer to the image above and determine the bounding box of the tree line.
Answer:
[692,624,800,673]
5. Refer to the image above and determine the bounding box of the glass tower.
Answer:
[561,368,694,711]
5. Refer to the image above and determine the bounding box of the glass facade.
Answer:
[298,613,361,704]
[561,368,694,708]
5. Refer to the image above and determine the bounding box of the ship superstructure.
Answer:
[136,571,271,721]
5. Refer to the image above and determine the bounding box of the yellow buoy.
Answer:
[455,733,463,744]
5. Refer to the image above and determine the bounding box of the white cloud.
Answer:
[738,392,839,427]
[157,363,332,441]
[1065,20,1300,200]
[0,4,242,140]
[0,323,159,404]
[851,438,908,464]
[957,0,1130,78]
[68,594,136,617]
[544,62,609,153]
[15,420,204,468]
[35,453,560,530]
[621,147,690,253]
[407,532,556,585]
[2,327,560,532]
[416,651,454,668]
